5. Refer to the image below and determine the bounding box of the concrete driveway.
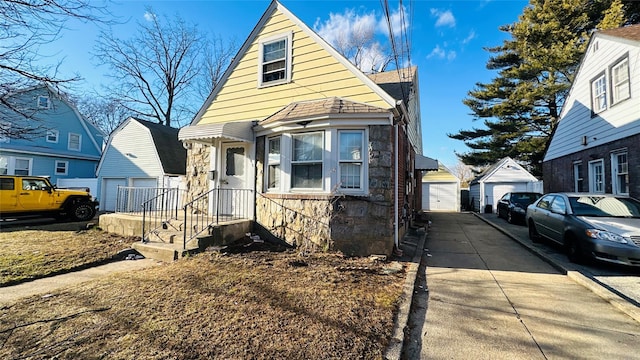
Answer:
[404,212,640,360]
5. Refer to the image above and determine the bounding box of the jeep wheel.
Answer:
[71,203,96,221]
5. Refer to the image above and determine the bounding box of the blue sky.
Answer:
[44,0,529,168]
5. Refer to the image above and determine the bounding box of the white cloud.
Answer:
[430,9,455,28]
[143,11,156,22]
[462,30,476,44]
[427,45,456,61]
[314,9,377,46]
[378,5,409,37]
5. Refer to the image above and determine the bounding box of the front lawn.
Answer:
[0,222,133,286]
[0,251,405,359]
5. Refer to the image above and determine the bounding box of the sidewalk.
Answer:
[0,259,159,305]
[414,212,640,359]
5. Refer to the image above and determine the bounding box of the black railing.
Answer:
[139,188,186,243]
[182,188,253,249]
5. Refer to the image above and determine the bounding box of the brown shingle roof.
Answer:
[598,24,640,41]
[260,97,389,125]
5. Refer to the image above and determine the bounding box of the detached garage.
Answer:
[96,118,186,212]
[469,157,542,213]
[422,163,460,212]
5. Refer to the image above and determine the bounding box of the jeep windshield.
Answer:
[569,196,640,218]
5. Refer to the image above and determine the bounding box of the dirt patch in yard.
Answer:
[0,250,406,359]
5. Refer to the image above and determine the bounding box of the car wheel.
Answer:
[528,221,541,243]
[565,235,584,264]
[71,202,96,221]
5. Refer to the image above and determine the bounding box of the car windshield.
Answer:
[512,193,541,206]
[569,196,640,218]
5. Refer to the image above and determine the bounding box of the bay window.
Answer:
[338,130,364,189]
[291,132,323,189]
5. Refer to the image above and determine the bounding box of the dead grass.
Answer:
[0,221,134,286]
[0,250,406,359]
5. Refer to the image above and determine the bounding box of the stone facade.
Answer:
[184,142,211,203]
[254,125,396,256]
[543,133,640,199]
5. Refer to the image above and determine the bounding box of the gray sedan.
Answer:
[526,193,640,266]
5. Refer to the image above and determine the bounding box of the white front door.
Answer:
[218,142,249,218]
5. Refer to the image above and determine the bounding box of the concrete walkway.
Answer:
[0,259,159,305]
[413,212,640,360]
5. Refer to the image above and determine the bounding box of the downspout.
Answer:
[394,120,399,249]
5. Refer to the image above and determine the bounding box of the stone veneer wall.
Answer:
[255,125,395,257]
[184,142,211,204]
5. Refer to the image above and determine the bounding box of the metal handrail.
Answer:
[140,188,185,242]
[181,188,253,249]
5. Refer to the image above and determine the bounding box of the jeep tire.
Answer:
[70,202,96,221]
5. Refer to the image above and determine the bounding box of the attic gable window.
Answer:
[258,32,292,87]
[37,95,50,109]
[611,56,630,105]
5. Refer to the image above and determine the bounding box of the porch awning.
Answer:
[178,120,254,143]
[415,154,438,171]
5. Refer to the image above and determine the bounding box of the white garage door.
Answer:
[486,183,529,209]
[422,182,458,211]
[101,178,127,212]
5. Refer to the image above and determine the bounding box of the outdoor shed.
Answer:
[96,118,186,212]
[469,157,542,213]
[422,163,460,212]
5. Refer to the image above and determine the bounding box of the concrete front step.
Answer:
[132,241,199,262]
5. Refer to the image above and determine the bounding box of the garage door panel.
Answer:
[422,182,458,211]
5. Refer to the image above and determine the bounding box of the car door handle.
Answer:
[20,192,30,195]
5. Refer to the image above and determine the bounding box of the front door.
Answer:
[218,142,249,218]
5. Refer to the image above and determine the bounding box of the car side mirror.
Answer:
[43,186,52,193]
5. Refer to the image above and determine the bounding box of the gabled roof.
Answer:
[597,23,640,42]
[469,157,538,185]
[99,118,186,176]
[368,67,416,107]
[189,0,401,127]
[135,119,186,175]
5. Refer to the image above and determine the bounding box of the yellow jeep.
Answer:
[0,175,98,221]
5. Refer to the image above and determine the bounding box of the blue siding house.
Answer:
[0,85,105,185]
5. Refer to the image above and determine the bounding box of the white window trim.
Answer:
[611,56,630,105]
[265,136,281,191]
[591,73,607,114]
[3,156,33,176]
[46,129,59,143]
[257,32,293,88]
[337,129,366,192]
[611,151,629,195]
[290,131,325,191]
[68,132,81,151]
[37,95,51,109]
[55,160,69,175]
[264,128,369,195]
[588,159,605,193]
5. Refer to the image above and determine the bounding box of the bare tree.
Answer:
[94,8,235,128]
[450,161,474,188]
[72,95,130,135]
[196,36,238,101]
[0,0,110,139]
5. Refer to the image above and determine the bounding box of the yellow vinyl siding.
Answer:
[198,9,391,125]
[423,170,458,182]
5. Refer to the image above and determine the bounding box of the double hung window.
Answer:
[267,137,281,189]
[338,131,364,190]
[611,56,630,104]
[68,133,81,151]
[591,73,607,114]
[291,132,323,189]
[573,162,583,192]
[589,159,605,193]
[55,161,68,175]
[259,33,292,86]
[612,152,629,195]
